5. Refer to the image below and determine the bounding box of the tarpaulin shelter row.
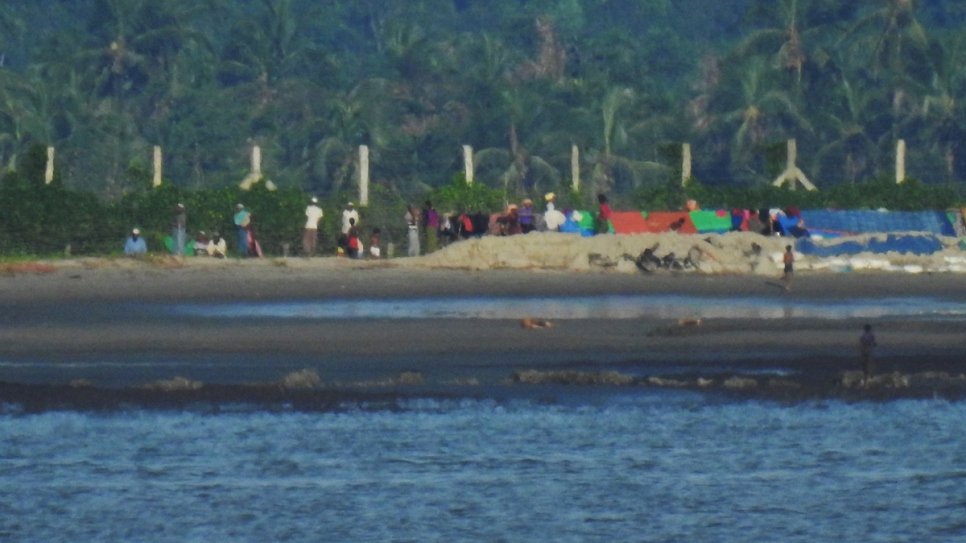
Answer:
[796,234,945,257]
[602,209,961,237]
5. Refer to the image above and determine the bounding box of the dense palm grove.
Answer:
[0,0,964,256]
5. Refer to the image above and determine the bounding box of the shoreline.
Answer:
[1,254,965,406]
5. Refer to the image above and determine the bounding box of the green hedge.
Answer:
[636,177,965,213]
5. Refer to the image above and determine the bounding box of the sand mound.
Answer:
[408,231,966,275]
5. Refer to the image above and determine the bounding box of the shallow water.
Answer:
[2,395,965,542]
[170,294,966,321]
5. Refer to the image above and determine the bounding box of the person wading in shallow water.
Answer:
[782,245,794,292]
[860,324,877,384]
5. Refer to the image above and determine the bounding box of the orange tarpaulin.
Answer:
[638,212,698,234]
[609,211,649,234]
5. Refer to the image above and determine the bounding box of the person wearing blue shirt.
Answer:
[124,228,147,255]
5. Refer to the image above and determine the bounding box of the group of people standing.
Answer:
[125,192,617,259]
[485,192,612,237]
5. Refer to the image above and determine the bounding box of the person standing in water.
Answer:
[860,324,877,384]
[782,245,794,292]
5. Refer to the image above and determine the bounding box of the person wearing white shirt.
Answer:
[304,196,324,256]
[207,231,227,258]
[543,192,566,231]
[341,202,359,234]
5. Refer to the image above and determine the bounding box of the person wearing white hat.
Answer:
[304,196,324,256]
[124,228,147,256]
[341,201,359,235]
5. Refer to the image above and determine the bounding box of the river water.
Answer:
[2,393,965,542]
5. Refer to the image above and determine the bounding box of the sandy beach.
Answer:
[1,238,965,406]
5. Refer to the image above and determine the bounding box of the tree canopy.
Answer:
[0,0,964,204]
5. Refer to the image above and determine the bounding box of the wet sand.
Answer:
[1,256,965,407]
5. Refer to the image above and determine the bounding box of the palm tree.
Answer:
[0,67,53,171]
[812,74,883,184]
[838,0,934,147]
[901,33,966,180]
[703,57,813,184]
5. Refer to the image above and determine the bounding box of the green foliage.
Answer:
[430,173,504,214]
[3,0,966,253]
[638,177,965,212]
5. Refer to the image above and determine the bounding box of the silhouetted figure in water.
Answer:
[860,324,877,384]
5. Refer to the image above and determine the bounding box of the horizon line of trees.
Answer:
[1,0,966,207]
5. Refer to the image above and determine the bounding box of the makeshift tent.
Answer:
[774,215,808,238]
[689,210,732,233]
[796,234,944,257]
[800,210,957,237]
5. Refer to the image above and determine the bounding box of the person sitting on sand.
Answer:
[124,228,147,256]
[192,231,209,257]
[207,231,227,258]
[860,324,877,384]
[497,204,521,236]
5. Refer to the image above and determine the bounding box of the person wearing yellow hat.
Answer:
[543,192,565,232]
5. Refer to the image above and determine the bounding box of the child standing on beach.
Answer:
[347,218,360,259]
[782,245,794,292]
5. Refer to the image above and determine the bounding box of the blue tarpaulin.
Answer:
[797,234,944,257]
[800,210,957,237]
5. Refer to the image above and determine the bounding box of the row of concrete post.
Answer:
[38,139,915,202]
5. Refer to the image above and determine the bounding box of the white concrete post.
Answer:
[252,145,262,178]
[786,138,798,191]
[44,147,54,184]
[681,143,692,187]
[152,146,162,187]
[463,144,474,185]
[896,139,906,184]
[359,145,370,206]
[240,145,264,190]
[571,144,580,192]
[772,139,817,191]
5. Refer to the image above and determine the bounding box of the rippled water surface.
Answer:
[2,396,965,542]
[171,295,966,321]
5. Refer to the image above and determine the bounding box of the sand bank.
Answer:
[0,233,964,405]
